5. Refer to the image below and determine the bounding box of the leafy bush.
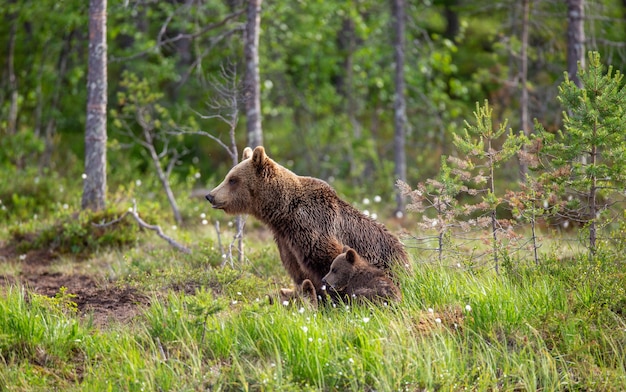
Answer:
[0,129,45,169]
[0,167,75,222]
[9,208,141,256]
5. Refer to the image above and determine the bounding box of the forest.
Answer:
[1,0,626,390]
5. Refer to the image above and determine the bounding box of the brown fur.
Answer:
[322,247,402,303]
[206,146,410,294]
[278,279,320,310]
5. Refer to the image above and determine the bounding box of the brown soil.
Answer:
[0,244,150,328]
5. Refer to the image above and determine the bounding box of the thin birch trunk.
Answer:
[82,0,108,211]
[244,0,263,148]
[392,0,407,215]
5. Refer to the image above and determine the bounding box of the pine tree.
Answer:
[452,100,526,273]
[535,52,626,255]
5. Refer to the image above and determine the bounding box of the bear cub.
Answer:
[322,247,402,303]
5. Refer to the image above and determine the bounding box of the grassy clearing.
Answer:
[1,228,625,391]
[1,169,625,390]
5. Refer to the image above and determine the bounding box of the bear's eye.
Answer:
[228,177,238,186]
[331,267,337,273]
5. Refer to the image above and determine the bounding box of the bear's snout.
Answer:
[205,193,215,204]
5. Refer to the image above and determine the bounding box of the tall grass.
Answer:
[1,248,625,391]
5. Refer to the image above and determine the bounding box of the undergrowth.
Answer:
[1,252,625,391]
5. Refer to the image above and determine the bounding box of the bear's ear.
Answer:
[241,147,253,161]
[251,146,267,168]
[341,245,350,253]
[345,249,357,265]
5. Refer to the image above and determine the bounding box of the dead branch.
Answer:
[93,200,191,254]
[111,9,246,63]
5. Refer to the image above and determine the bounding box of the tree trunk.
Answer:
[589,121,598,255]
[443,1,460,42]
[6,18,18,135]
[244,0,263,148]
[82,0,108,211]
[519,0,531,178]
[566,0,585,88]
[392,0,407,215]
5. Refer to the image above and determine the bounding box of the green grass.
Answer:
[1,243,625,391]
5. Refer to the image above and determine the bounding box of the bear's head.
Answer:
[205,146,276,215]
[321,247,360,292]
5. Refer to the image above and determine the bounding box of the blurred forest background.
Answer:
[1,0,626,213]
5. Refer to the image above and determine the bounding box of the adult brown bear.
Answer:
[206,146,409,296]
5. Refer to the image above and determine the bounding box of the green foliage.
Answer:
[9,208,140,256]
[0,129,45,169]
[0,167,74,222]
[449,100,526,272]
[0,286,86,382]
[535,51,626,253]
[34,287,79,315]
[539,251,626,330]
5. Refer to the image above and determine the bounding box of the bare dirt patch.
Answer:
[0,244,149,328]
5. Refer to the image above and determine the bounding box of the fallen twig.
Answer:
[93,200,192,254]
